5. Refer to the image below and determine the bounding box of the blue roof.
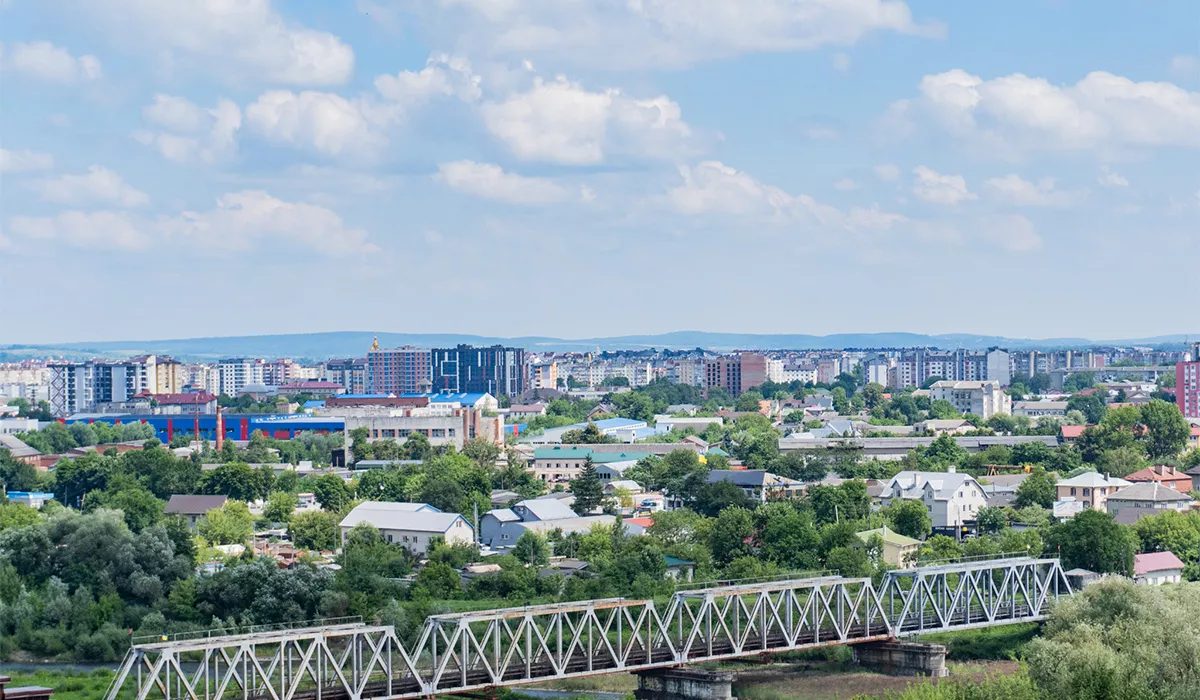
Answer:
[589,418,645,429]
[7,492,54,498]
[400,392,491,405]
[303,400,326,409]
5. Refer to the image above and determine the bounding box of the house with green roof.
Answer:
[856,526,921,566]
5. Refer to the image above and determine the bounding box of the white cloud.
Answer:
[4,41,101,83]
[410,0,940,69]
[10,211,151,250]
[912,166,976,206]
[11,191,376,256]
[480,76,693,164]
[874,164,901,181]
[65,0,353,86]
[833,178,859,191]
[135,95,242,164]
[161,191,377,256]
[667,160,904,232]
[34,166,149,208]
[0,148,54,173]
[982,174,1082,207]
[1098,166,1129,188]
[246,91,386,156]
[374,54,481,104]
[1170,55,1200,78]
[889,69,1200,151]
[434,161,571,205]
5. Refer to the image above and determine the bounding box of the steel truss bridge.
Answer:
[106,557,1071,700]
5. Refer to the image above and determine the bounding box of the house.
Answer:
[595,460,639,481]
[705,470,804,503]
[879,469,988,530]
[1106,483,1194,525]
[479,498,577,547]
[6,491,55,508]
[603,480,645,505]
[339,501,471,555]
[1063,568,1103,589]
[164,494,229,528]
[664,556,695,582]
[856,526,921,567]
[1060,425,1088,443]
[655,415,723,434]
[1124,465,1194,493]
[1186,465,1200,492]
[496,515,617,549]
[1055,472,1131,512]
[1133,551,1185,585]
[505,403,547,420]
[929,380,1011,419]
[623,516,655,536]
[530,443,703,483]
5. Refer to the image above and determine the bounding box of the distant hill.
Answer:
[9,330,1196,361]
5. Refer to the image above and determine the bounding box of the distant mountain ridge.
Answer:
[7,330,1196,361]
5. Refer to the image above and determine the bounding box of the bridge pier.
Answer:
[852,641,948,677]
[634,668,737,700]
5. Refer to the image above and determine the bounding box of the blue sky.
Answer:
[2,0,1198,344]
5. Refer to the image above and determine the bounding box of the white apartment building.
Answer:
[48,358,163,416]
[337,405,505,452]
[929,380,1012,419]
[217,358,266,396]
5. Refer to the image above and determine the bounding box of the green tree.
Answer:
[289,510,341,551]
[884,499,932,540]
[1044,509,1136,575]
[263,490,296,523]
[512,530,551,566]
[710,507,754,566]
[1066,393,1107,424]
[1014,466,1058,508]
[462,437,502,467]
[918,534,963,562]
[825,546,870,577]
[313,473,354,512]
[735,391,765,413]
[412,561,462,599]
[198,500,254,545]
[1140,399,1191,459]
[689,479,753,518]
[976,506,1008,535]
[569,457,604,514]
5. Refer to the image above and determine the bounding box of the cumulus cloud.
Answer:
[888,69,1200,151]
[374,54,481,103]
[406,0,940,69]
[246,91,387,156]
[9,211,151,250]
[33,166,149,208]
[480,76,694,164]
[666,160,904,232]
[1098,166,1129,188]
[434,161,573,205]
[64,0,353,86]
[0,148,54,173]
[3,41,101,83]
[912,166,976,206]
[10,191,376,255]
[134,95,242,164]
[982,174,1082,207]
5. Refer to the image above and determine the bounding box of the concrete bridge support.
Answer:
[852,641,948,677]
[634,668,737,700]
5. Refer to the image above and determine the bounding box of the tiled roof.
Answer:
[1134,551,1185,576]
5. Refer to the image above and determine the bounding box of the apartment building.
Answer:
[217,358,265,396]
[367,344,432,394]
[929,380,1012,419]
[48,357,178,416]
[1178,343,1200,418]
[433,344,525,396]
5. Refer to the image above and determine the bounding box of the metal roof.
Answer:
[339,501,465,533]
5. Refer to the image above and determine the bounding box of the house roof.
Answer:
[164,494,228,515]
[856,526,920,548]
[0,434,39,458]
[882,471,981,501]
[513,498,576,521]
[533,447,657,463]
[605,479,643,491]
[1109,482,1194,503]
[1057,472,1131,488]
[1060,425,1088,439]
[624,517,654,528]
[1134,551,1185,576]
[664,555,695,567]
[706,470,801,487]
[485,508,521,523]
[511,515,615,535]
[339,501,465,533]
[1125,465,1192,483]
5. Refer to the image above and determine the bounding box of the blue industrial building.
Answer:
[63,414,344,443]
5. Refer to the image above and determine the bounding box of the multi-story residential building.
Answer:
[341,405,504,452]
[433,345,525,397]
[1178,343,1200,418]
[766,359,785,383]
[864,356,892,386]
[704,353,767,396]
[367,343,432,395]
[929,380,1011,419]
[528,361,558,390]
[986,349,1011,387]
[816,357,842,384]
[1055,472,1130,512]
[324,358,368,394]
[217,358,265,397]
[262,359,302,386]
[48,358,166,416]
[780,362,817,384]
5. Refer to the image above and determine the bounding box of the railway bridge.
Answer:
[105,557,1071,700]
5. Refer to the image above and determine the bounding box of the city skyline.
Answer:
[2,0,1199,342]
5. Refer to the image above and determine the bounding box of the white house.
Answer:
[879,468,988,529]
[1134,552,1185,585]
[339,501,473,555]
[929,380,1011,419]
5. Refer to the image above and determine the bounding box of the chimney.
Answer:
[215,405,224,452]
[947,465,957,473]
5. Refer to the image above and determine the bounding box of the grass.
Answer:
[3,669,118,700]
[917,623,1040,661]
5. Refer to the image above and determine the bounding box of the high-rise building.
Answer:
[217,358,265,396]
[1177,343,1200,419]
[48,359,154,416]
[324,358,368,394]
[368,344,432,394]
[704,353,766,396]
[528,361,558,390]
[432,345,525,397]
[986,349,1011,387]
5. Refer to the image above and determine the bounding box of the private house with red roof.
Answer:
[1134,551,1185,585]
[1125,465,1194,493]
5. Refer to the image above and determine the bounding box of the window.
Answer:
[1083,488,1090,496]
[1070,487,1077,496]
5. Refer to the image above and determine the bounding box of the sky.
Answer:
[1,0,1198,345]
